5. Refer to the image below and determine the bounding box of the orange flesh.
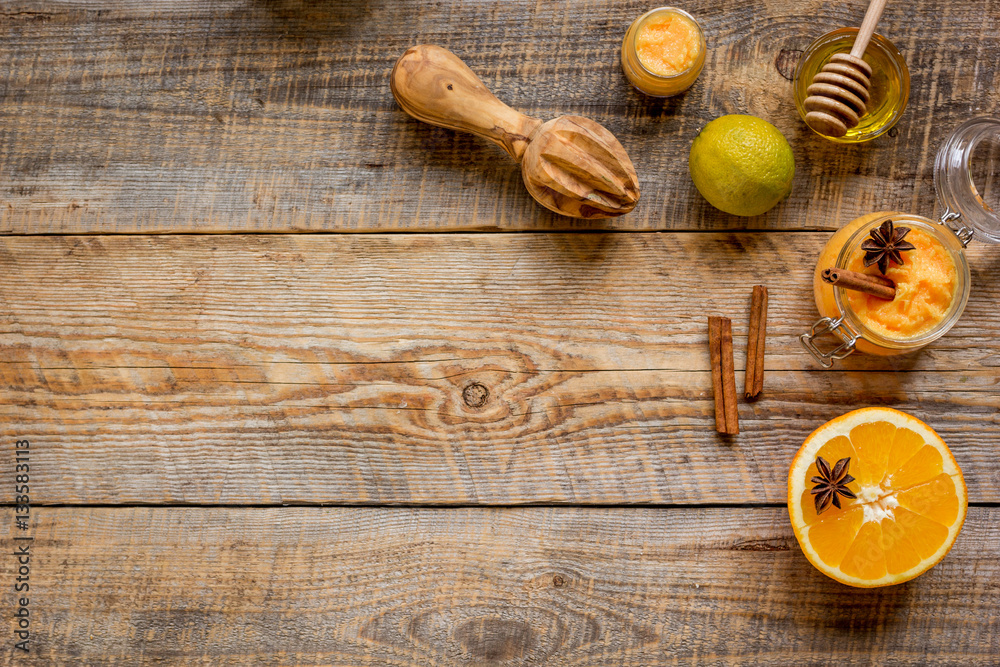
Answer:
[799,421,960,577]
[843,228,957,340]
[635,14,701,76]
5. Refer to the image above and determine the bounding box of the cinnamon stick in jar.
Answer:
[709,316,739,435]
[822,267,896,300]
[744,285,768,399]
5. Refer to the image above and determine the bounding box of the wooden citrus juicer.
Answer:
[803,0,889,138]
[391,45,640,219]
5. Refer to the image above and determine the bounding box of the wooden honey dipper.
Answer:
[391,45,639,219]
[804,0,889,138]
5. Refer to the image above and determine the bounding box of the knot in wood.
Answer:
[462,382,490,408]
[552,575,565,587]
[775,49,802,81]
[455,618,535,662]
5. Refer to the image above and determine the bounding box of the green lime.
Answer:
[689,114,795,217]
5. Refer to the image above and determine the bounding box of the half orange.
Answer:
[788,407,967,587]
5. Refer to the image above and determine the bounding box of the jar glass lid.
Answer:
[934,117,1000,244]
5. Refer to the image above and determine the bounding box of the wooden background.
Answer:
[1,0,999,664]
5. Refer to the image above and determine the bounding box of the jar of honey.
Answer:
[620,7,706,97]
[793,28,910,143]
[801,118,1000,367]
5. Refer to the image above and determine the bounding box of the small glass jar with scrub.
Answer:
[801,118,1000,367]
[621,7,706,97]
[793,27,910,143]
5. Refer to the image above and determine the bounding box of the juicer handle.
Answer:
[391,45,543,163]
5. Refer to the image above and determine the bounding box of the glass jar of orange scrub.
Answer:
[801,118,1000,367]
[621,7,706,97]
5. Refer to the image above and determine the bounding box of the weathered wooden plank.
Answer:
[0,506,997,665]
[2,233,998,505]
[0,0,997,232]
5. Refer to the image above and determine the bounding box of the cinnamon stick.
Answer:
[822,267,894,288]
[709,317,726,432]
[709,316,739,435]
[720,318,739,434]
[822,267,896,300]
[744,285,768,399]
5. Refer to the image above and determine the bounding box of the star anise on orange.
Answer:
[861,220,916,275]
[811,456,857,514]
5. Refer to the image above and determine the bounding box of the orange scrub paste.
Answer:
[843,227,957,340]
[634,13,702,76]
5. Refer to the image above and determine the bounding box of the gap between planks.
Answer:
[0,228,849,237]
[4,502,999,509]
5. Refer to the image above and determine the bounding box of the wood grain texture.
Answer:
[0,0,997,233]
[3,233,998,505]
[1,506,997,665]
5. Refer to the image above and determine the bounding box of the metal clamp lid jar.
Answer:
[801,117,1000,367]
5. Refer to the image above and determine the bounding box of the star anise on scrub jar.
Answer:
[811,456,857,514]
[861,220,916,275]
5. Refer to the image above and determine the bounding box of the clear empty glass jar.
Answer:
[801,117,1000,367]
